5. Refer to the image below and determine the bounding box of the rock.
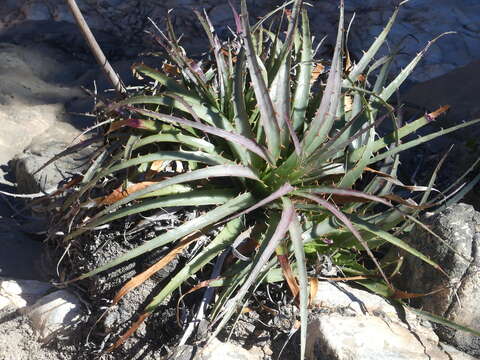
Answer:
[397,61,480,207]
[168,338,262,360]
[0,280,82,354]
[397,203,480,356]
[0,278,52,310]
[208,4,233,25]
[404,60,480,124]
[306,281,476,360]
[167,345,195,360]
[0,1,477,84]
[14,138,97,194]
[0,42,91,169]
[23,289,84,343]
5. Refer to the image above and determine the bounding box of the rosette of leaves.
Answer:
[56,0,480,357]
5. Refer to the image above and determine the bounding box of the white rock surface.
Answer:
[0,279,83,343]
[0,42,88,168]
[307,281,477,360]
[168,338,263,360]
[23,290,84,343]
[0,278,52,310]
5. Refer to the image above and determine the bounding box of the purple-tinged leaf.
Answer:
[284,113,302,155]
[221,183,295,224]
[296,192,391,288]
[211,199,295,338]
[229,0,243,34]
[286,199,308,360]
[128,107,274,164]
[81,165,261,230]
[298,187,392,208]
[127,118,160,131]
[240,0,281,160]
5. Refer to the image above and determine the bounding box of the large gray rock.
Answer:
[397,203,480,356]
[307,281,476,360]
[0,42,91,171]
[0,1,478,83]
[14,139,96,194]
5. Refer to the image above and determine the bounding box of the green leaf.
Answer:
[84,189,237,229]
[368,118,480,165]
[379,32,455,103]
[405,305,480,338]
[302,0,344,156]
[211,198,295,338]
[344,4,401,85]
[76,192,255,280]
[65,165,260,241]
[292,9,313,132]
[101,151,232,178]
[240,0,281,160]
[286,199,309,360]
[133,132,216,153]
[131,107,273,164]
[143,218,244,313]
[349,215,444,273]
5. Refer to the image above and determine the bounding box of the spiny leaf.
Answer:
[240,0,281,160]
[349,214,446,275]
[84,189,236,229]
[72,193,255,280]
[344,3,402,85]
[292,9,313,132]
[112,232,201,305]
[286,198,309,360]
[296,192,391,288]
[302,0,344,156]
[143,218,244,313]
[129,107,273,163]
[211,199,295,338]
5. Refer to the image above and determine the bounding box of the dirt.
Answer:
[0,307,77,360]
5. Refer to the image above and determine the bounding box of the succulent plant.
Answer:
[50,0,480,357]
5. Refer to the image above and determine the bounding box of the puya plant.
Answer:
[51,0,480,357]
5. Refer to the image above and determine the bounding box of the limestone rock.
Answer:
[0,42,91,170]
[23,289,84,343]
[168,338,262,360]
[307,281,476,360]
[1,1,478,83]
[397,203,480,356]
[14,139,97,194]
[0,278,53,310]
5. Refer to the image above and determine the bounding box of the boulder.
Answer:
[397,203,480,356]
[0,278,83,344]
[14,139,96,194]
[307,281,476,360]
[0,1,479,83]
[0,42,91,175]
